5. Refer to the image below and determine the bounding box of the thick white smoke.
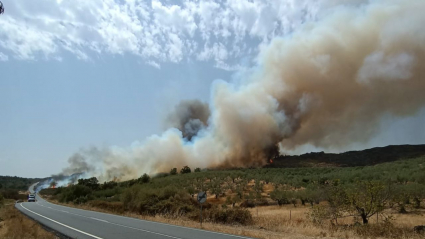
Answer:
[61,0,425,181]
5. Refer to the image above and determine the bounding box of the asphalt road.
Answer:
[15,184,254,239]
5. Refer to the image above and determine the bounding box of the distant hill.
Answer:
[0,176,43,191]
[267,144,425,168]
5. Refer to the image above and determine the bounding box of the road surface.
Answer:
[16,183,253,239]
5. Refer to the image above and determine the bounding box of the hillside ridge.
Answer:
[268,144,425,168]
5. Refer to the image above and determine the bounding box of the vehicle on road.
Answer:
[28,194,36,202]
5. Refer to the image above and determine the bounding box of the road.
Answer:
[15,184,253,239]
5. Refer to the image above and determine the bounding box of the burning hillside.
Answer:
[59,0,425,182]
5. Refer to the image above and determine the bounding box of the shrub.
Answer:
[89,200,125,214]
[170,168,177,175]
[121,185,197,216]
[59,185,92,203]
[78,177,99,190]
[139,174,150,183]
[201,207,253,225]
[180,166,191,174]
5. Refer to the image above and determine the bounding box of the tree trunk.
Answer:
[399,204,407,214]
[361,214,368,224]
[414,198,421,209]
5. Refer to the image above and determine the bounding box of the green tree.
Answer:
[60,185,92,203]
[270,188,290,206]
[170,168,177,175]
[346,181,390,224]
[209,177,223,199]
[78,177,99,190]
[180,166,191,174]
[406,183,425,209]
[101,181,118,190]
[139,173,150,183]
[194,168,201,173]
[226,195,241,208]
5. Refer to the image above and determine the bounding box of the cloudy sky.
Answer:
[1,0,425,178]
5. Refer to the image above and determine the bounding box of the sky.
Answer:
[1,0,425,178]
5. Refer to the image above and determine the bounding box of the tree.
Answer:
[209,177,223,199]
[270,188,290,206]
[170,168,177,175]
[406,183,425,209]
[226,195,241,208]
[194,168,201,173]
[321,181,390,224]
[139,173,150,183]
[346,181,390,224]
[0,183,3,189]
[77,177,99,190]
[180,166,191,174]
[101,181,118,190]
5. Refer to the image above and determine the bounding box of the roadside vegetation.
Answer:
[0,199,58,239]
[39,156,425,238]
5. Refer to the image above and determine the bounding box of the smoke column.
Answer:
[61,0,425,181]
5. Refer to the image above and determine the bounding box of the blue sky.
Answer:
[1,0,425,178]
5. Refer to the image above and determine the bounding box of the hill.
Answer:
[0,176,42,191]
[268,144,425,168]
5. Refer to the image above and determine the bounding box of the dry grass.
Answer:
[248,205,425,239]
[0,201,58,239]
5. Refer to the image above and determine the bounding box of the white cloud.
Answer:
[0,0,323,67]
[0,52,8,61]
[146,60,161,69]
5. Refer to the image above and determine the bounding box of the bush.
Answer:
[121,185,197,216]
[139,174,150,183]
[0,189,26,200]
[89,200,125,214]
[170,168,177,175]
[78,177,99,190]
[202,207,253,225]
[180,166,191,174]
[59,185,92,203]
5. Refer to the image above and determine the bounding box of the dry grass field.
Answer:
[0,200,58,239]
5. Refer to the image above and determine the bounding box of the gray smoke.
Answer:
[165,100,210,141]
[59,0,425,181]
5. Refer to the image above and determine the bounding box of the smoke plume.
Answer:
[61,0,425,181]
[165,100,210,141]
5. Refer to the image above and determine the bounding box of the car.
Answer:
[28,194,36,202]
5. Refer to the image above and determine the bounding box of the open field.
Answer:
[0,200,58,239]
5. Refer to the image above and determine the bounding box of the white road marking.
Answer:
[90,217,108,223]
[34,202,183,239]
[20,204,103,239]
